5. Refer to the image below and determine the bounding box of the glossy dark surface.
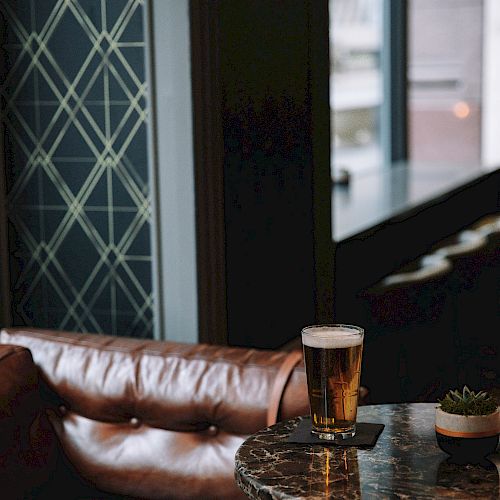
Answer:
[333,162,499,241]
[235,403,500,499]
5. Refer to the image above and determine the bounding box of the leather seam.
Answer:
[267,350,303,427]
[1,329,304,372]
[0,345,29,363]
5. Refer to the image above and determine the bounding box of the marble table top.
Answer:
[235,403,499,499]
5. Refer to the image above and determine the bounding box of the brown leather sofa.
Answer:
[0,327,309,499]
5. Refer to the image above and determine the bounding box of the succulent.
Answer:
[438,386,498,416]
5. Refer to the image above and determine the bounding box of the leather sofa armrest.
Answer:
[0,345,57,498]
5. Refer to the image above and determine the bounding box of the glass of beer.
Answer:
[302,324,364,440]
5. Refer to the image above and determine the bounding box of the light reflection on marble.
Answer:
[235,403,499,499]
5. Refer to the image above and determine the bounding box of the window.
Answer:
[408,0,482,164]
[330,0,385,177]
[331,0,500,173]
[408,0,500,167]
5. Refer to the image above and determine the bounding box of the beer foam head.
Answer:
[301,325,363,349]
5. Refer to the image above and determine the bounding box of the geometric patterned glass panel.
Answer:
[0,0,154,338]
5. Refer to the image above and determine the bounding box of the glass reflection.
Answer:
[309,447,361,497]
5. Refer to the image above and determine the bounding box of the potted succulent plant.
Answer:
[435,386,499,465]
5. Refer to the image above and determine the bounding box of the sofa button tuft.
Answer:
[130,417,141,428]
[207,424,219,436]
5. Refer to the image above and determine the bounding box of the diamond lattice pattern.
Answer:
[1,0,154,338]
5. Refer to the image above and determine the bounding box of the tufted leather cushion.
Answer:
[0,328,308,499]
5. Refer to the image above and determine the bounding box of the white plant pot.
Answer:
[435,407,500,464]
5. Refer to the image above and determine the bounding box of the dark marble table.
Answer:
[235,403,499,499]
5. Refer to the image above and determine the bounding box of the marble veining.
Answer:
[235,403,499,499]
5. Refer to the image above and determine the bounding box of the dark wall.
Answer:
[192,0,333,348]
[0,0,154,337]
[222,1,314,348]
[333,171,500,326]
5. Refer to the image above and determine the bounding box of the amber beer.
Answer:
[302,325,364,440]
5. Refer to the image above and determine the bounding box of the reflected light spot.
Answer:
[453,101,470,119]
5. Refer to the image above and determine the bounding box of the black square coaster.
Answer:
[286,417,384,447]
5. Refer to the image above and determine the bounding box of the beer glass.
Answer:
[302,324,364,440]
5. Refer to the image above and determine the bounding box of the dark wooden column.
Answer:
[191,0,332,348]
